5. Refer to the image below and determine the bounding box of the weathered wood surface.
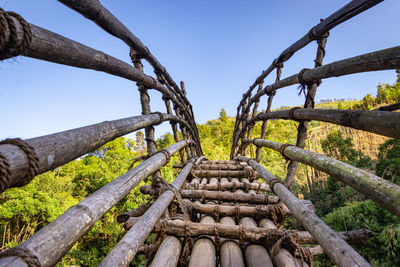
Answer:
[99,159,195,267]
[240,217,273,267]
[245,138,400,218]
[179,189,279,204]
[148,235,182,267]
[183,180,271,192]
[249,108,400,139]
[375,102,400,111]
[237,156,371,267]
[259,218,302,267]
[117,202,153,223]
[153,219,372,246]
[219,217,245,267]
[191,169,255,178]
[0,141,191,267]
[2,14,201,152]
[188,216,216,267]
[232,45,400,155]
[57,0,184,97]
[232,0,384,154]
[193,164,245,170]
[0,113,186,193]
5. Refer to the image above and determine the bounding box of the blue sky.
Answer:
[1,0,399,140]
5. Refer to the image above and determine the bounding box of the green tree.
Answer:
[219,108,228,122]
[376,139,400,184]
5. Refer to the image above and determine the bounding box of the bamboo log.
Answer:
[249,108,400,139]
[203,160,238,164]
[259,218,302,267]
[117,202,153,223]
[179,190,279,204]
[153,219,372,246]
[219,217,245,267]
[375,102,400,111]
[244,138,400,218]
[99,158,195,267]
[191,169,254,178]
[0,113,186,193]
[237,156,371,267]
[188,216,216,267]
[194,164,245,170]
[182,181,270,192]
[148,235,182,267]
[240,217,273,267]
[0,141,191,267]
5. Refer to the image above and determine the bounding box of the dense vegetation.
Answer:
[1,77,399,266]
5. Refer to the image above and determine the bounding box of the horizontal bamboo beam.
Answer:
[250,108,400,139]
[180,189,279,204]
[0,113,186,193]
[191,169,255,178]
[99,159,196,267]
[202,160,238,164]
[193,164,245,170]
[0,141,191,267]
[153,220,373,246]
[375,102,400,111]
[57,0,184,98]
[183,181,271,192]
[244,138,400,218]
[236,156,370,267]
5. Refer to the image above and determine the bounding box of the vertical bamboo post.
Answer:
[188,215,216,267]
[255,64,282,162]
[219,216,245,267]
[285,32,328,187]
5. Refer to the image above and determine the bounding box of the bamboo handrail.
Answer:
[0,140,192,267]
[236,156,371,267]
[243,138,400,218]
[99,158,196,266]
[248,108,400,139]
[0,113,186,193]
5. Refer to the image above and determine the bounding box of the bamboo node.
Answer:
[288,107,302,121]
[0,246,40,267]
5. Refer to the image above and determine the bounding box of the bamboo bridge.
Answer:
[0,0,399,266]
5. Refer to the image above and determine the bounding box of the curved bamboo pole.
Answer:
[236,156,371,267]
[249,108,400,139]
[0,113,186,193]
[244,138,400,218]
[0,141,191,267]
[99,158,196,266]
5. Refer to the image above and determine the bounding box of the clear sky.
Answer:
[1,0,399,140]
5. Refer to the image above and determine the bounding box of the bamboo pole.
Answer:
[0,113,186,193]
[191,169,254,178]
[99,158,196,267]
[194,164,245,170]
[1,14,200,152]
[259,218,302,267]
[219,217,245,267]
[188,216,216,267]
[152,219,372,246]
[232,45,400,155]
[183,181,271,192]
[117,202,153,223]
[240,217,274,267]
[179,189,279,204]
[249,108,400,139]
[57,0,184,97]
[285,33,328,187]
[236,156,371,267]
[148,235,182,267]
[0,141,191,267]
[244,138,400,218]
[231,0,384,155]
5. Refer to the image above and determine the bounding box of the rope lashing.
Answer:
[269,178,287,195]
[0,8,32,60]
[150,111,165,126]
[278,143,295,162]
[0,247,40,267]
[0,138,39,190]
